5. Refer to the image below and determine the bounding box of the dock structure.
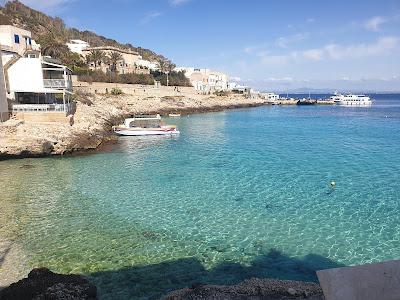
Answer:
[0,53,9,122]
[267,99,335,106]
[317,260,400,300]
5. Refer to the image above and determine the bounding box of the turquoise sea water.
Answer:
[1,94,400,299]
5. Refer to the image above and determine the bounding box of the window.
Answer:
[14,34,20,44]
[29,38,32,45]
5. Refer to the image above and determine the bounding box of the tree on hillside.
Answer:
[88,49,106,69]
[158,59,175,74]
[108,51,123,72]
[158,59,176,86]
[39,35,69,59]
[62,52,87,70]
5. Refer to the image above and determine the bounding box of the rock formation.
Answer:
[163,278,324,300]
[0,268,97,300]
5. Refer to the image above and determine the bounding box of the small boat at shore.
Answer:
[113,115,180,136]
[169,113,181,118]
[297,98,317,105]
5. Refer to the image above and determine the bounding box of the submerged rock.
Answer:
[0,268,97,300]
[162,278,324,300]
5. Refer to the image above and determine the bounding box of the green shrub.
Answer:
[152,70,192,87]
[214,91,230,97]
[111,88,123,95]
[119,73,154,85]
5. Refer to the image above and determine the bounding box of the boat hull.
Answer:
[335,101,372,107]
[114,128,180,136]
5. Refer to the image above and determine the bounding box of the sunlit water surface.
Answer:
[1,94,400,299]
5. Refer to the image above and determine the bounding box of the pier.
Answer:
[266,98,336,106]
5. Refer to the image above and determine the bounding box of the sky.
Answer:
[4,0,400,92]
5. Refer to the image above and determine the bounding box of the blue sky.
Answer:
[6,0,400,91]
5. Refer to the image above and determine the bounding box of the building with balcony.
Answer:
[1,25,74,122]
[7,56,74,117]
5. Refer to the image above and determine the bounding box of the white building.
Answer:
[0,25,40,57]
[228,82,250,93]
[1,25,74,120]
[263,93,280,101]
[136,59,159,71]
[174,67,229,92]
[66,39,90,55]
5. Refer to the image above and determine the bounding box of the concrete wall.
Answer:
[14,112,74,124]
[0,54,9,122]
[73,80,196,96]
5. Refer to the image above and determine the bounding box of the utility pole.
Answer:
[166,71,169,87]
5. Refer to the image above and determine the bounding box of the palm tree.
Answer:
[89,49,106,69]
[40,37,69,59]
[108,51,123,73]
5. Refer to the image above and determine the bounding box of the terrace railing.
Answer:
[12,102,76,114]
[43,79,72,90]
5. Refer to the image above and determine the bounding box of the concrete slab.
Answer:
[317,260,400,300]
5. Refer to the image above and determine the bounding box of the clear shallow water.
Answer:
[1,94,400,299]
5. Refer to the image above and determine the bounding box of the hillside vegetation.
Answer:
[0,1,191,86]
[0,0,170,65]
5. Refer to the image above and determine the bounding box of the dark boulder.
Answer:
[0,268,97,300]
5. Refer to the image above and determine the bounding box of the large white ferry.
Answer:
[330,93,372,106]
[113,115,180,136]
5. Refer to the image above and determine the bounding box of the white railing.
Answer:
[12,102,75,113]
[43,79,72,89]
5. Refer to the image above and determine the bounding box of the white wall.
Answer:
[8,58,44,96]
[66,40,89,54]
[0,54,8,121]
[0,25,34,55]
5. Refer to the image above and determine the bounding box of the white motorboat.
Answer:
[330,93,372,106]
[113,115,180,136]
[169,113,181,118]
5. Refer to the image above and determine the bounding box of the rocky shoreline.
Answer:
[0,89,265,160]
[163,278,324,300]
[0,268,97,300]
[0,268,324,300]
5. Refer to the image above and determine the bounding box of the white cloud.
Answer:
[324,36,399,60]
[364,16,387,32]
[261,54,291,66]
[276,33,309,48]
[302,49,324,61]
[244,47,255,54]
[141,12,163,24]
[259,36,399,66]
[265,77,294,82]
[169,0,191,6]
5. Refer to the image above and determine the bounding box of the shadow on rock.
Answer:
[88,249,344,299]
